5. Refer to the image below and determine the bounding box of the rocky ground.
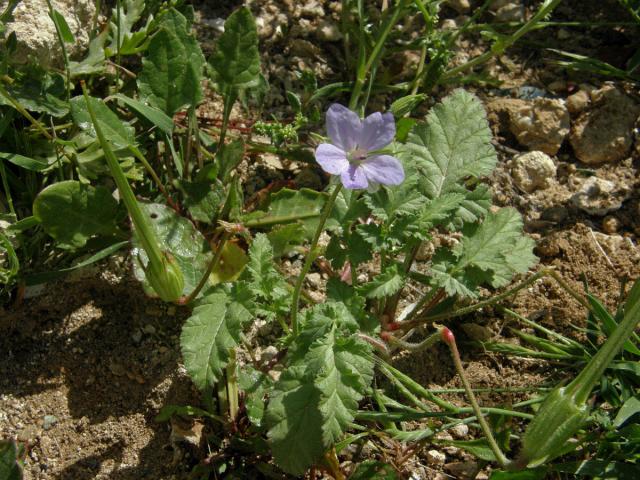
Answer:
[1,0,639,479]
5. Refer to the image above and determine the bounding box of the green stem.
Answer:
[441,0,562,81]
[218,87,236,152]
[385,327,442,353]
[0,160,15,216]
[244,212,321,228]
[183,230,231,304]
[81,84,162,268]
[290,184,342,335]
[226,348,239,420]
[442,328,510,468]
[349,0,409,110]
[128,145,175,208]
[45,0,71,101]
[568,281,640,405]
[0,84,53,140]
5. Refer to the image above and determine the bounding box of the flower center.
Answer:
[347,147,368,165]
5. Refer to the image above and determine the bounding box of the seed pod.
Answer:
[517,386,589,468]
[145,252,185,303]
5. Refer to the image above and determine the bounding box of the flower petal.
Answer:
[340,164,369,190]
[326,103,361,151]
[315,143,349,175]
[359,111,395,151]
[361,155,405,186]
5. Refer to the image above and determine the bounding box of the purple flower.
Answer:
[315,104,405,190]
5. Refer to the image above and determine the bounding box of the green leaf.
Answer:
[0,152,52,172]
[613,396,640,428]
[155,404,222,423]
[132,203,211,297]
[350,461,399,479]
[246,233,288,304]
[266,304,374,475]
[69,29,107,77]
[174,179,224,224]
[0,66,68,116]
[107,0,148,56]
[445,438,497,461]
[358,265,404,299]
[402,89,497,224]
[244,188,326,236]
[33,181,120,248]
[390,94,426,117]
[112,93,174,135]
[238,365,273,427]
[265,366,326,476]
[50,8,74,43]
[267,223,306,258]
[180,290,252,389]
[0,440,23,480]
[489,470,546,480]
[138,8,204,115]
[208,7,261,91]
[71,95,135,149]
[588,294,640,356]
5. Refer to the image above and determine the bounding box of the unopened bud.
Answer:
[146,252,185,302]
[517,386,589,468]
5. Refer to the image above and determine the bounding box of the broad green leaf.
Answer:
[69,29,107,77]
[132,203,211,297]
[245,233,288,308]
[266,305,373,475]
[174,178,224,224]
[210,242,248,284]
[266,223,306,258]
[71,95,135,148]
[307,329,374,446]
[0,152,52,171]
[0,66,68,116]
[112,93,174,135]
[358,265,404,299]
[243,188,326,236]
[138,8,204,115]
[208,7,261,91]
[266,366,325,476]
[180,290,252,389]
[445,438,497,461]
[33,181,120,248]
[402,90,496,225]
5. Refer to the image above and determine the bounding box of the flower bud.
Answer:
[517,386,589,468]
[145,251,185,303]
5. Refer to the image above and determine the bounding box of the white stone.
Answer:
[1,0,95,66]
[426,449,446,466]
[510,151,556,193]
[451,423,470,438]
[571,176,631,216]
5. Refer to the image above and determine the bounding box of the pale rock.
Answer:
[316,19,342,42]
[571,176,631,216]
[510,98,570,155]
[1,0,95,66]
[490,0,512,10]
[569,86,640,164]
[494,3,525,22]
[426,449,446,466]
[306,272,322,289]
[441,19,458,30]
[602,216,621,234]
[446,0,471,13]
[566,90,590,114]
[259,345,279,363]
[451,423,469,438]
[510,151,556,193]
[300,0,324,17]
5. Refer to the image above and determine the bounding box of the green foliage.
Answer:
[208,7,261,93]
[0,440,23,480]
[266,303,373,475]
[138,8,204,115]
[0,66,68,116]
[33,181,120,248]
[107,0,149,56]
[401,89,496,228]
[180,289,253,390]
[358,264,404,299]
[71,95,135,149]
[132,203,211,297]
[245,233,288,318]
[112,93,174,135]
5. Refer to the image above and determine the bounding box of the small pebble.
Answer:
[451,423,469,438]
[43,415,58,430]
[602,216,620,234]
[426,449,446,466]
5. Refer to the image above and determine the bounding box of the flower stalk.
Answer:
[290,183,342,335]
[82,84,184,302]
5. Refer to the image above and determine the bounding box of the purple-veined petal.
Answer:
[359,111,396,152]
[361,155,405,186]
[326,104,361,151]
[315,143,349,175]
[340,164,369,190]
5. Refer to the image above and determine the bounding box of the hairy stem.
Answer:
[290,184,342,335]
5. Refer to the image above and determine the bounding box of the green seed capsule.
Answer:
[145,252,185,303]
[518,386,589,468]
